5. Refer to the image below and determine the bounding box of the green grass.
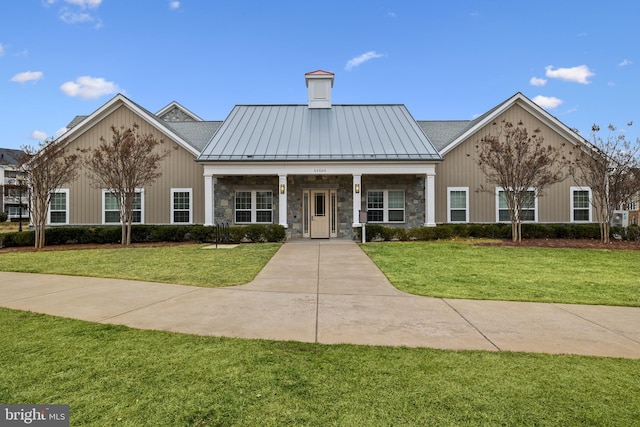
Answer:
[360,241,640,306]
[1,308,638,426]
[0,244,281,287]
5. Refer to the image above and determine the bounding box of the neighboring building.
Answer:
[45,70,600,239]
[0,148,28,222]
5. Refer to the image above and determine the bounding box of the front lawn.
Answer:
[0,243,281,287]
[1,308,638,426]
[360,241,640,306]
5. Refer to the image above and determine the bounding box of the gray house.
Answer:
[50,70,598,239]
[198,70,441,239]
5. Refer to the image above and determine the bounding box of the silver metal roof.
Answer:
[197,105,442,162]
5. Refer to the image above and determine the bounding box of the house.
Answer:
[0,148,29,222]
[46,70,597,239]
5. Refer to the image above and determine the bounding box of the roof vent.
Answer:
[305,70,334,109]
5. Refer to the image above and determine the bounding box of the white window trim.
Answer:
[496,187,538,223]
[102,188,145,225]
[570,186,592,223]
[235,190,273,224]
[171,188,193,224]
[48,189,69,225]
[447,187,469,223]
[366,189,405,223]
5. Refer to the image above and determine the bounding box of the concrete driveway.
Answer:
[1,240,639,358]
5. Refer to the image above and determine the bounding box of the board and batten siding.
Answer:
[60,105,204,225]
[435,103,586,224]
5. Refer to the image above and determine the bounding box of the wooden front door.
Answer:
[310,190,330,238]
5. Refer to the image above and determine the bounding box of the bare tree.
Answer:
[476,120,572,242]
[573,124,640,243]
[20,139,80,249]
[83,123,174,245]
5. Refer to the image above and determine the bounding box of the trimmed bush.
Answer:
[0,224,286,248]
[0,212,8,223]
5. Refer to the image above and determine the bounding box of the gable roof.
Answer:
[55,94,206,157]
[156,101,204,122]
[431,92,589,156]
[197,104,442,162]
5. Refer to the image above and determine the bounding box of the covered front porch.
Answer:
[202,162,436,239]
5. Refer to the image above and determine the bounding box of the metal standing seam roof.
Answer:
[197,105,442,162]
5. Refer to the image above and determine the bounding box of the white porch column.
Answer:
[425,172,436,227]
[352,174,362,226]
[204,175,216,226]
[278,174,288,228]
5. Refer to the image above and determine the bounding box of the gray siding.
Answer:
[61,105,204,225]
[435,103,590,223]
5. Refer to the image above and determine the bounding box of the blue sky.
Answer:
[1,1,639,150]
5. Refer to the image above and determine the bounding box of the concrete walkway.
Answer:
[1,240,639,359]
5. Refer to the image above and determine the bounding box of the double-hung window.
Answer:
[571,187,591,222]
[103,189,144,224]
[171,188,192,224]
[448,187,469,223]
[49,189,69,224]
[367,190,405,223]
[235,190,273,224]
[497,188,537,222]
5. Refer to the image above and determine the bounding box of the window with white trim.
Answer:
[571,187,592,222]
[103,189,144,224]
[235,190,273,224]
[448,187,469,223]
[497,188,537,222]
[367,190,405,223]
[171,188,192,224]
[49,189,69,224]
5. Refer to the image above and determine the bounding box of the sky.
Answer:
[1,0,639,150]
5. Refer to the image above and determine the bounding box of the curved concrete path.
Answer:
[1,240,639,359]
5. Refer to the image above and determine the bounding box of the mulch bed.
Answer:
[474,238,640,251]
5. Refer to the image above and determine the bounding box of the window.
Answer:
[103,190,144,224]
[235,190,273,224]
[497,188,536,222]
[171,188,192,224]
[571,187,591,222]
[49,189,69,224]
[367,190,405,223]
[448,187,468,223]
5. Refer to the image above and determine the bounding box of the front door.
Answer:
[310,190,330,238]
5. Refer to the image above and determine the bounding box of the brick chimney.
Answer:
[305,70,334,109]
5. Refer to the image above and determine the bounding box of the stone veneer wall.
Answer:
[287,175,354,239]
[213,174,426,239]
[214,176,279,225]
[361,175,426,230]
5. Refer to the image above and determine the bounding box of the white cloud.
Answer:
[60,76,120,99]
[60,9,94,24]
[10,71,44,83]
[31,130,48,141]
[619,59,633,67]
[345,51,384,71]
[545,65,594,84]
[169,1,180,9]
[532,95,563,109]
[64,0,102,8]
[529,77,547,87]
[387,11,396,18]
[55,127,69,137]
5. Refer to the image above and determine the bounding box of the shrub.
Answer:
[0,212,8,222]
